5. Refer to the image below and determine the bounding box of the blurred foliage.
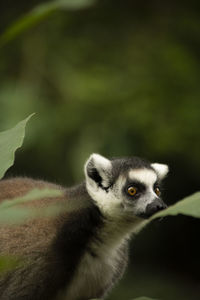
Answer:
[0,0,200,299]
[0,0,96,47]
[0,0,199,186]
[0,256,21,274]
[0,188,63,224]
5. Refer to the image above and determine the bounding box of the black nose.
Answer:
[145,199,167,218]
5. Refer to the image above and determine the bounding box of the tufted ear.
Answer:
[151,163,169,180]
[84,153,112,189]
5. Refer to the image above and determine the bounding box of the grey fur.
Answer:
[0,154,168,299]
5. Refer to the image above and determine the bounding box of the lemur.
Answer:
[0,154,168,300]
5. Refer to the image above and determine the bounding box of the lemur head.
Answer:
[85,154,169,219]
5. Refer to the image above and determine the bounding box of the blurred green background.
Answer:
[0,0,200,299]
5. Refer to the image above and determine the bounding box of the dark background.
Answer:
[0,0,200,299]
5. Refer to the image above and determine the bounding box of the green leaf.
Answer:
[0,0,96,47]
[0,188,62,209]
[0,188,64,224]
[0,256,21,273]
[151,192,200,219]
[0,114,34,180]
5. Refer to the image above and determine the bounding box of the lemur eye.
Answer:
[127,186,137,196]
[154,187,161,196]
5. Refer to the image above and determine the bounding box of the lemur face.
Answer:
[85,154,168,219]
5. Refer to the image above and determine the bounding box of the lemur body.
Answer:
[0,154,168,300]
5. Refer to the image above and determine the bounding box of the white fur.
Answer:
[84,153,112,188]
[63,216,144,300]
[85,154,123,217]
[63,243,122,300]
[128,169,157,186]
[151,163,169,179]
[90,153,111,169]
[85,175,124,217]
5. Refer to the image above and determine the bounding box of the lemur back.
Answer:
[0,154,169,300]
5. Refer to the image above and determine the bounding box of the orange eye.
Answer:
[127,186,137,196]
[155,187,161,196]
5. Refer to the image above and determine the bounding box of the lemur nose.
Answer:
[146,199,167,217]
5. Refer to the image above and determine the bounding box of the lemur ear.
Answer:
[84,153,112,189]
[151,163,169,180]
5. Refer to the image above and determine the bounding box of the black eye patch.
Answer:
[123,180,146,198]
